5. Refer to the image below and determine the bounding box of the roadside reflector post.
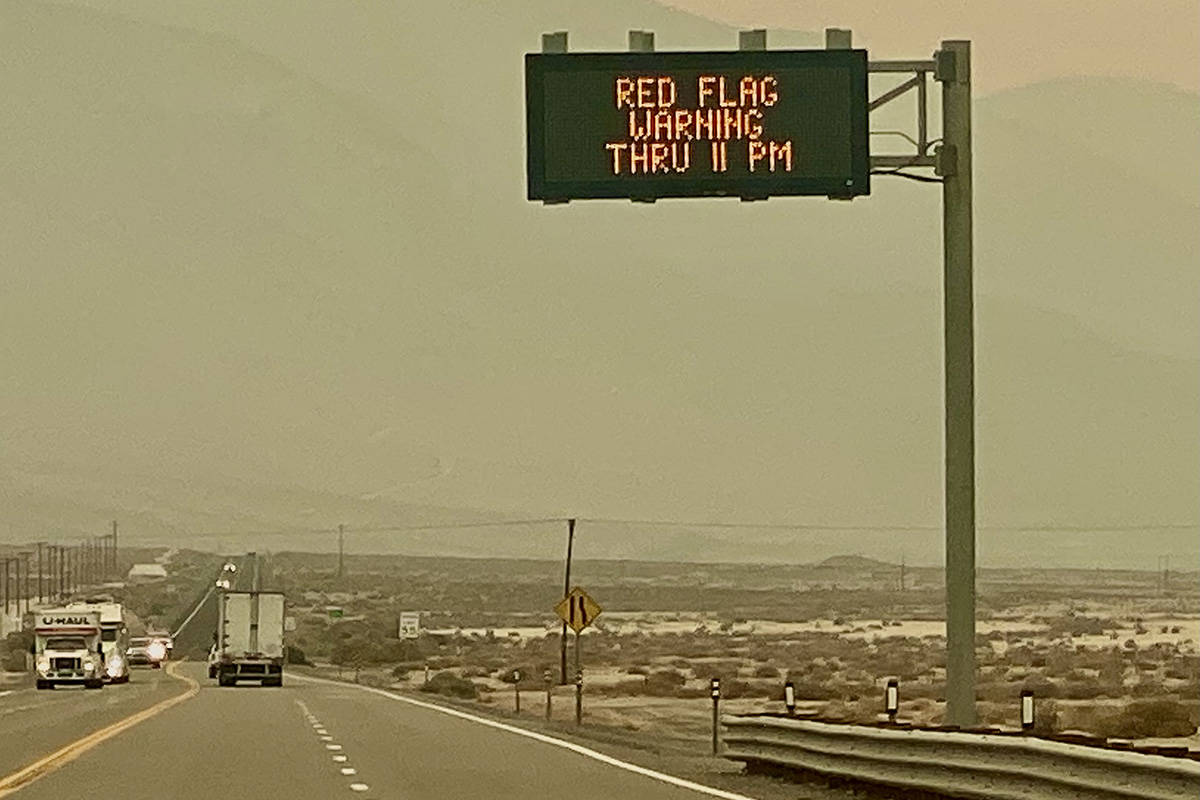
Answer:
[711,677,721,755]
[514,669,522,714]
[1020,690,1035,732]
[784,681,796,715]
[886,678,900,723]
[575,668,583,726]
[424,662,430,686]
[544,669,553,720]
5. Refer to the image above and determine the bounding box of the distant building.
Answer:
[127,563,168,582]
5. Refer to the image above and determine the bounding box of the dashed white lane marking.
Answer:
[0,691,13,699]
[325,744,343,751]
[340,768,357,776]
[332,755,348,763]
[289,672,757,800]
[349,784,369,792]
[316,728,329,735]
[320,735,334,741]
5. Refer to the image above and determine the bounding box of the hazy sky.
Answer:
[672,0,1200,94]
[2,0,1196,568]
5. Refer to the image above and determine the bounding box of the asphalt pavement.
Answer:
[4,662,763,800]
[0,663,178,781]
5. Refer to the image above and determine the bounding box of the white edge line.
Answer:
[0,691,13,699]
[289,672,758,800]
[172,586,214,639]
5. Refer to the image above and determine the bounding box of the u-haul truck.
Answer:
[35,609,106,690]
[65,600,130,683]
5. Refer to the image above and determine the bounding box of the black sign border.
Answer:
[525,49,870,201]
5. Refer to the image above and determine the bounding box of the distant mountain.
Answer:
[815,555,898,570]
[1,0,1196,570]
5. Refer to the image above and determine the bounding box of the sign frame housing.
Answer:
[525,48,870,201]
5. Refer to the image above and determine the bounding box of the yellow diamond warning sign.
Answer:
[555,587,602,634]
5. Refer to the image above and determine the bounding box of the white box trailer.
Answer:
[35,609,106,690]
[214,591,285,686]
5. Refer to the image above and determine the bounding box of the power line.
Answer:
[117,515,1198,542]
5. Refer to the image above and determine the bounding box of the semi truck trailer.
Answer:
[214,591,285,687]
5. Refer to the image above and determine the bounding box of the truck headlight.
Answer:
[105,657,124,677]
[148,642,167,661]
[36,657,50,673]
[84,662,96,672]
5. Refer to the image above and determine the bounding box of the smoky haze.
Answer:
[1,0,1197,569]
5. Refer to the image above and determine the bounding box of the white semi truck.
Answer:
[34,609,106,690]
[66,600,130,683]
[214,591,285,686]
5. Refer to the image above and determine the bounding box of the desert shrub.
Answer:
[780,674,840,701]
[719,678,768,699]
[499,665,539,685]
[1058,679,1106,700]
[391,665,409,680]
[420,671,479,700]
[1095,699,1199,739]
[461,665,491,678]
[753,664,780,679]
[625,665,649,676]
[1032,699,1060,735]
[642,669,688,696]
[284,645,311,666]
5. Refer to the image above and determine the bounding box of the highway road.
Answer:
[1,660,768,800]
[2,554,774,800]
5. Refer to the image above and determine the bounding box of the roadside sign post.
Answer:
[1020,690,1035,732]
[711,677,721,755]
[784,681,796,715]
[399,611,421,639]
[558,517,575,685]
[544,668,553,720]
[514,669,522,714]
[575,668,583,726]
[527,27,978,727]
[554,586,602,726]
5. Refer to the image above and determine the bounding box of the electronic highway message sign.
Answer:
[525,49,869,201]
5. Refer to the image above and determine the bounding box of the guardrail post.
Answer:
[711,677,721,755]
[885,678,900,723]
[784,680,796,715]
[574,668,583,725]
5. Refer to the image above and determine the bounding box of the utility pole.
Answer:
[111,520,118,577]
[37,542,44,604]
[560,518,575,685]
[2,558,9,617]
[899,553,907,592]
[21,553,31,614]
[336,524,345,578]
[939,39,977,728]
[15,555,24,616]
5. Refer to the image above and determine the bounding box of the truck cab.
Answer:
[35,610,106,690]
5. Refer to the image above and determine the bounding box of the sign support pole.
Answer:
[938,39,977,728]
[574,629,582,725]
[559,517,574,684]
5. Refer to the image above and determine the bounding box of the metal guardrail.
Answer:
[721,714,1200,800]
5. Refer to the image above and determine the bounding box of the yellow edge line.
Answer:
[0,661,199,797]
